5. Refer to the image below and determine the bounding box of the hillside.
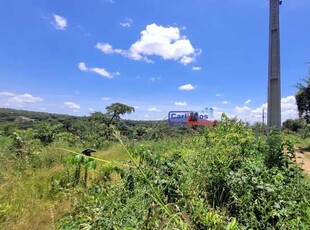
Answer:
[0,108,77,123]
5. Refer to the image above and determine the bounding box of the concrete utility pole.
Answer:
[267,0,282,130]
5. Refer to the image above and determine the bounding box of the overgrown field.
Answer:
[1,114,310,229]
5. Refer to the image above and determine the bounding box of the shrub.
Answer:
[57,115,310,229]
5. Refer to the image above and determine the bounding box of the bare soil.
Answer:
[295,148,310,175]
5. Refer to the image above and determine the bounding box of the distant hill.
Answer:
[0,108,77,123]
[0,108,163,125]
[0,107,201,141]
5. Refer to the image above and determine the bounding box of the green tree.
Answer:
[105,103,135,126]
[250,122,266,135]
[282,118,303,132]
[33,122,63,144]
[89,111,109,123]
[295,68,310,122]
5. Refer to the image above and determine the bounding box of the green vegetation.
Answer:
[106,103,135,126]
[295,69,310,122]
[0,107,310,229]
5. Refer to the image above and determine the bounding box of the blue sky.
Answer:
[0,0,309,123]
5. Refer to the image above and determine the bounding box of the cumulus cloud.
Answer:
[244,99,251,105]
[52,14,67,30]
[215,93,222,97]
[147,107,161,112]
[174,101,188,106]
[120,18,133,28]
[102,97,111,101]
[249,103,267,121]
[78,62,88,71]
[233,95,298,124]
[0,92,15,97]
[0,92,43,106]
[91,67,116,78]
[180,56,196,65]
[250,96,298,122]
[178,84,196,91]
[234,106,251,114]
[95,43,114,54]
[78,62,119,79]
[192,66,202,71]
[64,102,80,110]
[280,96,298,121]
[222,101,229,104]
[96,23,201,65]
[281,96,297,110]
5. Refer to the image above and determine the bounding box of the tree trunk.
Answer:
[74,164,81,186]
[84,167,88,187]
[107,113,116,127]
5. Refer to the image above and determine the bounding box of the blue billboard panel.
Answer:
[168,109,216,126]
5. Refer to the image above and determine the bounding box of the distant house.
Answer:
[15,116,36,123]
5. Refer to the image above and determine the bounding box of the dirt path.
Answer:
[295,148,310,175]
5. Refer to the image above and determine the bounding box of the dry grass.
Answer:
[95,143,129,162]
[3,198,71,230]
[0,161,71,230]
[0,143,130,229]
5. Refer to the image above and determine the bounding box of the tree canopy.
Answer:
[295,69,310,122]
[105,103,135,126]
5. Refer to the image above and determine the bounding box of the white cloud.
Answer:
[281,96,296,110]
[250,96,298,122]
[178,84,196,91]
[147,107,161,112]
[250,103,267,120]
[120,18,133,28]
[0,92,15,97]
[280,96,299,121]
[96,23,201,65]
[98,46,154,63]
[0,92,43,106]
[95,43,114,54]
[88,108,94,112]
[64,102,80,110]
[209,107,224,120]
[244,99,251,105]
[105,0,115,3]
[235,106,251,114]
[134,106,139,109]
[52,14,67,30]
[78,62,88,71]
[78,62,119,79]
[90,67,113,79]
[180,56,196,65]
[174,101,188,106]
[144,114,150,118]
[102,97,111,101]
[192,66,202,71]
[215,93,222,97]
[232,95,298,124]
[222,101,229,104]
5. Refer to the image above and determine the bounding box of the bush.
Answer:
[55,115,310,229]
[282,119,303,133]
